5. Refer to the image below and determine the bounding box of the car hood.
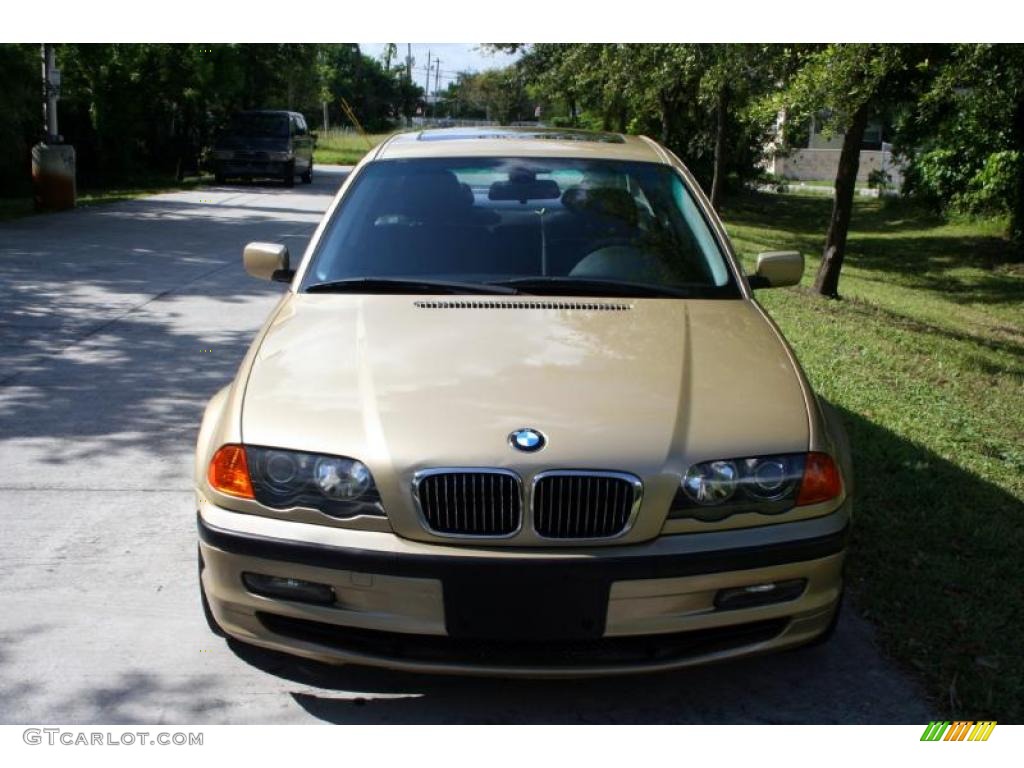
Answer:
[242,294,809,493]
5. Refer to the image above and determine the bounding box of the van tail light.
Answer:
[208,444,254,499]
[796,452,843,506]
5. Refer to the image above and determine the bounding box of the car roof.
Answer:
[235,110,297,117]
[374,127,670,164]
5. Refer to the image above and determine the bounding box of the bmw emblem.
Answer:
[509,428,546,453]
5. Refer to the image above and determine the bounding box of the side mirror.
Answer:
[310,131,318,145]
[750,251,803,289]
[243,242,294,283]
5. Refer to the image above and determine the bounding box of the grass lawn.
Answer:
[723,192,1024,721]
[0,173,213,222]
[313,130,389,166]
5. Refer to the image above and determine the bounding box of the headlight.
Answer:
[209,444,383,518]
[681,459,739,505]
[672,452,841,521]
[267,151,292,161]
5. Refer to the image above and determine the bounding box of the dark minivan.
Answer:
[212,110,315,187]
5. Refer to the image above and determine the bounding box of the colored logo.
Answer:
[509,428,545,452]
[920,721,997,742]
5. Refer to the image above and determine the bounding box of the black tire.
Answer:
[198,547,227,638]
[301,160,313,184]
[214,172,226,184]
[282,161,295,188]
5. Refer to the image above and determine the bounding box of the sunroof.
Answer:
[416,128,625,144]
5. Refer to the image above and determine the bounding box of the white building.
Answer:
[763,111,904,189]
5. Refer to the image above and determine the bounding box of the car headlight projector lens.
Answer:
[682,460,739,505]
[314,456,372,499]
[672,453,841,521]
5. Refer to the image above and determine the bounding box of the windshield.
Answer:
[302,157,739,298]
[227,113,289,138]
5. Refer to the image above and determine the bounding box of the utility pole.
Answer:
[32,44,75,211]
[319,46,329,132]
[42,44,58,143]
[404,44,413,126]
[434,59,441,115]
[424,49,431,120]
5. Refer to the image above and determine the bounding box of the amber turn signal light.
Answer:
[796,452,842,506]
[208,444,254,499]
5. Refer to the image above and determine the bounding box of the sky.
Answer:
[358,43,520,90]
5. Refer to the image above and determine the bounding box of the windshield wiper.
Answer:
[305,277,518,295]
[489,276,697,298]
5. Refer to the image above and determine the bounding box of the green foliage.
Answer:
[778,44,906,133]
[446,68,531,124]
[312,131,389,166]
[0,44,42,196]
[513,44,785,193]
[911,148,1020,215]
[960,151,1021,214]
[901,44,1024,244]
[909,147,972,204]
[0,43,416,193]
[866,168,893,191]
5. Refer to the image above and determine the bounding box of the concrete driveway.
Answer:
[0,167,934,723]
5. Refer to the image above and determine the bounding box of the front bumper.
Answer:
[215,159,289,178]
[198,502,847,676]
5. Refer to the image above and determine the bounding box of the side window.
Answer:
[293,115,307,136]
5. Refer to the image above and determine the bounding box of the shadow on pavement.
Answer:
[226,609,928,724]
[0,169,346,479]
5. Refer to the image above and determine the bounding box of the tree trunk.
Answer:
[710,89,729,211]
[812,103,870,298]
[658,92,675,146]
[1009,94,1024,251]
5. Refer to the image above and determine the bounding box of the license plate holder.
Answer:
[443,567,609,640]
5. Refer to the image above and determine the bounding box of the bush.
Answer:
[867,168,893,192]
[908,147,972,206]
[906,146,1020,217]
[957,150,1020,215]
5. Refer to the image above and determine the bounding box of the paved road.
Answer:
[0,168,934,723]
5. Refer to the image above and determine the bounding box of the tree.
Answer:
[780,44,936,297]
[507,44,782,201]
[904,44,1024,251]
[454,68,530,124]
[697,45,787,210]
[0,43,414,191]
[0,45,42,196]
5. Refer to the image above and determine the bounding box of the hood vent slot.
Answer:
[414,299,633,312]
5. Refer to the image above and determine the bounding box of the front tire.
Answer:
[301,160,313,184]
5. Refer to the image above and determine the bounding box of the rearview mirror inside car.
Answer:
[750,251,803,289]
[243,242,293,283]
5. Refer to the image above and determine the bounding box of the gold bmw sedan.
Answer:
[196,127,851,676]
